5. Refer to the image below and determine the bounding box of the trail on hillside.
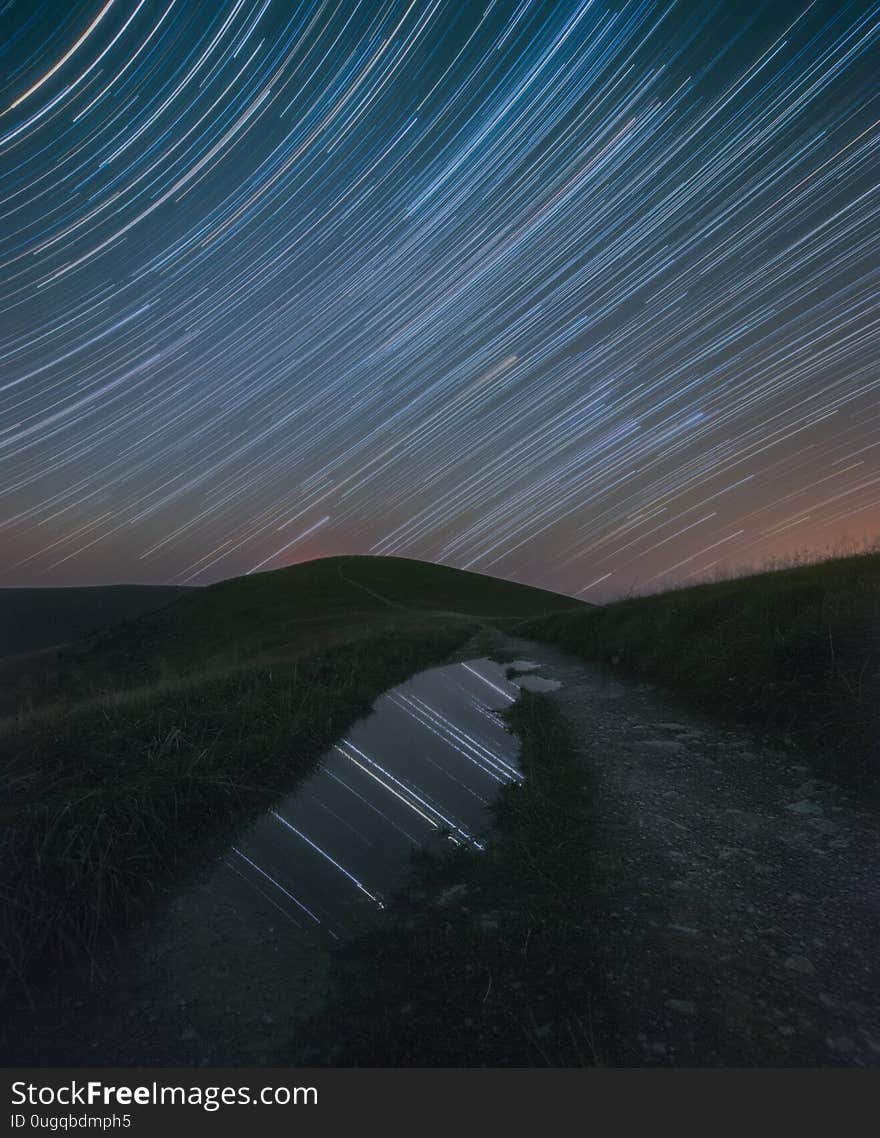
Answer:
[4,631,878,1066]
[488,632,880,1067]
[336,562,410,610]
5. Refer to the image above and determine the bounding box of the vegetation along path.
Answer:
[487,631,880,1066]
[5,626,878,1066]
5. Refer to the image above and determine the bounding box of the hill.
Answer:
[0,555,582,1006]
[2,550,876,1064]
[519,549,880,781]
[0,585,191,658]
[133,554,583,663]
[0,556,583,720]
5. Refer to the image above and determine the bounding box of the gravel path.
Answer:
[493,632,880,1066]
[5,631,878,1067]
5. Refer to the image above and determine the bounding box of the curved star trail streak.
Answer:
[1,0,878,596]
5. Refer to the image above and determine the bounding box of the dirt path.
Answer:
[490,632,880,1066]
[1,836,339,1067]
[5,630,878,1067]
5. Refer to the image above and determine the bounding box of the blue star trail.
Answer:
[1,0,878,597]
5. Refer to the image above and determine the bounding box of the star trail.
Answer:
[220,656,533,941]
[1,0,878,597]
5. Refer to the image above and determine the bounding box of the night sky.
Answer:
[1,0,878,599]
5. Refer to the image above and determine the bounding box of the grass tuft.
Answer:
[0,623,474,1007]
[519,550,880,784]
[295,689,600,1067]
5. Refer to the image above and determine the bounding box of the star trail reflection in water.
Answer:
[214,656,560,942]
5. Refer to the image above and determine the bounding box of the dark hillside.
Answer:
[139,555,584,643]
[0,556,582,1008]
[520,550,880,782]
[0,585,190,657]
[0,557,584,719]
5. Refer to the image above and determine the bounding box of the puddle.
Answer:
[514,674,563,692]
[4,653,565,1065]
[507,658,564,693]
[214,657,562,943]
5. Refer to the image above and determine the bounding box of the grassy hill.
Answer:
[0,556,583,720]
[0,585,191,657]
[2,548,877,1059]
[518,549,880,782]
[112,553,584,657]
[0,556,583,1003]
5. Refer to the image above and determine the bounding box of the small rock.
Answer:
[859,1030,880,1054]
[665,999,696,1016]
[668,924,701,937]
[438,883,469,905]
[778,1025,796,1037]
[784,954,816,975]
[644,740,685,754]
[787,800,822,816]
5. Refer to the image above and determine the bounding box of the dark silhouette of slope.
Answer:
[0,556,583,1015]
[0,585,190,657]
[91,555,584,675]
[0,556,584,719]
[520,549,880,782]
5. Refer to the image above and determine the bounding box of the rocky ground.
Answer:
[490,632,880,1066]
[4,631,878,1067]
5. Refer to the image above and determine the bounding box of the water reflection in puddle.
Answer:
[514,676,563,692]
[218,657,561,942]
[507,659,563,692]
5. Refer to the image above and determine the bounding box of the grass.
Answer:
[519,549,880,784]
[0,556,584,720]
[0,621,475,1007]
[0,585,190,657]
[114,554,584,670]
[5,548,875,1062]
[295,689,601,1067]
[0,556,582,1012]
